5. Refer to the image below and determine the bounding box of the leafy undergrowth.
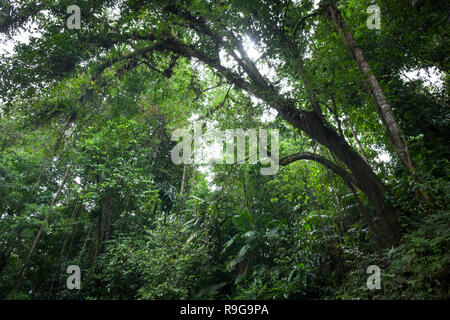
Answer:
[337,212,449,300]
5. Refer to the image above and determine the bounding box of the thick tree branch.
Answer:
[279,151,359,188]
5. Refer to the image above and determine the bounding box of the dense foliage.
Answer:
[0,0,448,300]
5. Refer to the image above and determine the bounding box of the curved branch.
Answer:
[279,152,359,188]
[280,151,386,249]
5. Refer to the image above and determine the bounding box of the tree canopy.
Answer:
[0,0,448,300]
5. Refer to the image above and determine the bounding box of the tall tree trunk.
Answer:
[48,202,80,298]
[277,106,401,247]
[92,212,102,267]
[347,184,384,253]
[347,118,369,164]
[323,2,416,178]
[265,54,400,247]
[180,164,187,196]
[13,163,72,291]
[153,31,402,247]
[293,58,324,117]
[289,54,388,247]
[101,196,114,252]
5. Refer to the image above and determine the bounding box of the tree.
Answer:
[0,0,447,300]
